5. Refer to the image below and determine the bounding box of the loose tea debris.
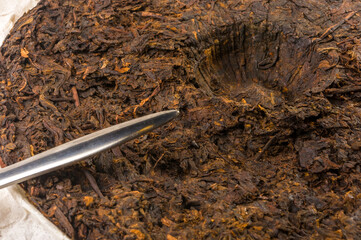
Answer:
[1,0,361,239]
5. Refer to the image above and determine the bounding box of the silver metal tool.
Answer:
[0,110,179,189]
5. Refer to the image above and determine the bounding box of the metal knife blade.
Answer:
[0,110,179,189]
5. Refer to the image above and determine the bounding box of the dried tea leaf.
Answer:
[20,48,29,58]
[83,196,94,207]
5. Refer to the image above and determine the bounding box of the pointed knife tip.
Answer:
[165,109,180,118]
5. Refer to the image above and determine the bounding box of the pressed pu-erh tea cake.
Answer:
[1,0,361,239]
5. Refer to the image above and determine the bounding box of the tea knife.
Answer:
[0,110,179,189]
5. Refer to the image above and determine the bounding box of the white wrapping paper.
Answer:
[0,0,69,239]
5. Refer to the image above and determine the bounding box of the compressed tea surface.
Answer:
[1,0,361,239]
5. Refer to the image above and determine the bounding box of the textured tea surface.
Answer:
[1,0,361,239]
